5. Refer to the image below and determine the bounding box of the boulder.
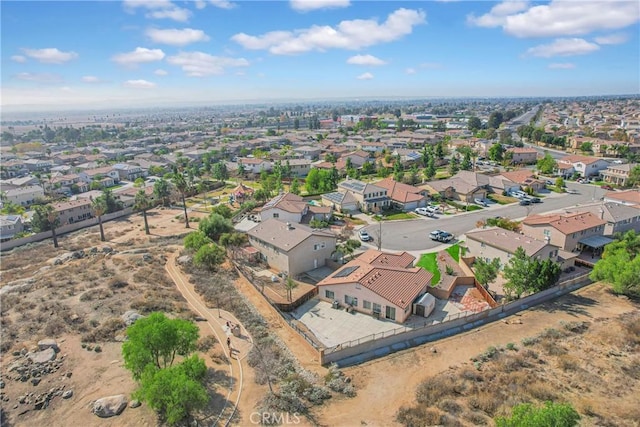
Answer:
[27,348,56,364]
[38,339,59,353]
[129,399,141,408]
[122,311,143,326]
[62,390,73,399]
[92,394,127,418]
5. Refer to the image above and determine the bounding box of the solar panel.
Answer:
[333,265,359,278]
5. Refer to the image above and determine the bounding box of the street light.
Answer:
[376,214,382,251]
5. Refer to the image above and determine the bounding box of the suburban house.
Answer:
[23,159,53,172]
[0,215,24,241]
[79,166,120,187]
[238,158,272,174]
[113,163,146,181]
[52,199,94,224]
[565,202,640,236]
[521,212,608,253]
[423,171,519,203]
[334,179,390,213]
[498,170,546,193]
[603,189,640,206]
[507,147,538,164]
[2,185,45,207]
[556,155,610,178]
[293,146,322,161]
[321,191,360,213]
[374,177,427,211]
[286,159,312,177]
[342,150,373,167]
[465,227,565,270]
[316,249,433,323]
[600,163,638,187]
[49,173,89,195]
[259,192,332,224]
[247,218,336,277]
[1,160,29,179]
[360,141,386,153]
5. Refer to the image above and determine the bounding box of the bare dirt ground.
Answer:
[1,206,638,427]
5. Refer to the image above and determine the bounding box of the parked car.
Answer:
[358,229,372,242]
[530,197,541,203]
[566,189,579,194]
[429,230,445,241]
[474,198,488,207]
[414,207,434,217]
[545,180,554,185]
[425,205,441,214]
[601,185,614,190]
[519,198,531,206]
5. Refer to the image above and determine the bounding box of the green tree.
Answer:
[290,178,301,195]
[184,231,213,251]
[134,189,153,235]
[134,177,145,187]
[212,162,228,182]
[488,143,505,162]
[32,204,60,248]
[448,155,460,176]
[495,401,580,427]
[219,232,247,259]
[590,230,640,297]
[474,257,501,288]
[467,116,482,132]
[487,111,504,129]
[461,150,472,171]
[627,165,640,187]
[285,276,298,302]
[91,196,107,242]
[537,153,557,175]
[198,213,233,242]
[172,169,191,228]
[305,168,322,194]
[435,141,445,159]
[424,156,436,181]
[579,142,593,153]
[122,312,199,380]
[555,177,565,190]
[153,178,171,207]
[194,243,226,269]
[502,247,532,299]
[135,355,208,426]
[210,204,233,219]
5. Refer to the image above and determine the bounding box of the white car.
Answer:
[358,229,372,242]
[425,205,441,214]
[414,207,434,217]
[474,198,488,207]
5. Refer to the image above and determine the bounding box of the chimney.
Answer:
[599,209,604,219]
[286,222,293,230]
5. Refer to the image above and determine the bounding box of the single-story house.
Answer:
[498,170,546,193]
[374,177,427,211]
[317,249,433,323]
[259,192,332,224]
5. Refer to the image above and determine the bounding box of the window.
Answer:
[363,300,371,310]
[345,295,358,307]
[372,303,381,314]
[325,290,334,300]
[273,213,279,218]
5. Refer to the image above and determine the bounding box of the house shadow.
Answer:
[532,292,598,317]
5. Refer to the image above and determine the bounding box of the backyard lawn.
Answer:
[417,243,460,285]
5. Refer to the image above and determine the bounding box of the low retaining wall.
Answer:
[320,277,592,366]
[1,208,133,252]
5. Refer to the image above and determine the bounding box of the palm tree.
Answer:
[172,168,190,228]
[285,276,298,302]
[134,189,153,235]
[91,196,107,241]
[46,207,60,248]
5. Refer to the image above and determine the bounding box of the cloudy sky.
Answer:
[1,0,639,111]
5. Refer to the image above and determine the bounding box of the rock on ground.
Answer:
[121,310,144,326]
[92,394,128,418]
[27,348,56,364]
[38,339,59,352]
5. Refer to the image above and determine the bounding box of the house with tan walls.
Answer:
[247,218,336,277]
[521,211,607,253]
[316,249,433,323]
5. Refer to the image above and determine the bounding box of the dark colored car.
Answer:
[530,197,541,203]
[519,199,531,206]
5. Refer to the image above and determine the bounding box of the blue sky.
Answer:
[1,0,639,111]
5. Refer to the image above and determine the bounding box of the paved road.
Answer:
[360,182,607,252]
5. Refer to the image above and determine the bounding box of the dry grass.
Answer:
[397,312,640,427]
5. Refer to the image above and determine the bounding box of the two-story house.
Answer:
[521,212,607,253]
[79,166,120,188]
[52,199,93,225]
[374,177,427,211]
[556,155,610,178]
[0,215,24,241]
[259,192,332,224]
[247,218,336,276]
[113,163,146,182]
[600,163,638,187]
[331,179,390,213]
[2,185,45,207]
[507,147,539,165]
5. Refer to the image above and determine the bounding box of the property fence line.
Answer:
[1,208,133,252]
[320,276,594,365]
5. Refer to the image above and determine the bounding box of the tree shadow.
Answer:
[532,293,598,317]
[197,367,236,426]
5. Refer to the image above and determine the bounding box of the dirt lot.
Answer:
[1,206,638,426]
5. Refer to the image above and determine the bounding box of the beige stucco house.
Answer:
[317,249,433,323]
[259,192,332,224]
[52,199,93,225]
[507,147,539,165]
[521,212,607,252]
[247,218,336,277]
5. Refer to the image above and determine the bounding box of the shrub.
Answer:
[521,336,539,347]
[495,401,580,427]
[506,342,518,351]
[396,406,441,427]
[416,376,462,404]
[468,392,501,416]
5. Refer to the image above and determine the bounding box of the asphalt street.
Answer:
[360,182,608,252]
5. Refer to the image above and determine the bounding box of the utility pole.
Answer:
[377,215,382,251]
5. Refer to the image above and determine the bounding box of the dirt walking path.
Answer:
[165,252,253,426]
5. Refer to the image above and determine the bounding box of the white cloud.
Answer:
[146,28,210,46]
[405,67,416,74]
[468,1,640,38]
[346,54,387,66]
[112,47,166,65]
[166,51,249,77]
[356,72,374,80]
[14,72,63,83]
[154,69,169,76]
[209,0,236,9]
[123,79,156,89]
[146,7,191,22]
[232,8,426,55]
[195,0,206,9]
[290,0,350,12]
[526,38,600,58]
[21,48,78,64]
[11,55,27,63]
[82,76,103,83]
[594,33,628,45]
[123,0,174,11]
[548,63,576,69]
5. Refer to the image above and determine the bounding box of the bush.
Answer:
[506,342,518,351]
[495,401,580,427]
